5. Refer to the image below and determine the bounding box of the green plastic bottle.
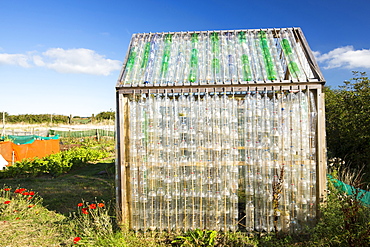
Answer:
[126,47,137,72]
[211,32,220,55]
[210,32,220,76]
[241,54,252,81]
[141,42,151,69]
[281,38,300,77]
[238,32,252,81]
[188,33,199,83]
[160,34,173,78]
[258,31,277,80]
[238,31,246,43]
[212,58,220,74]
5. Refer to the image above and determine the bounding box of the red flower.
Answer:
[81,208,89,214]
[28,205,34,208]
[14,188,26,194]
[97,203,105,208]
[4,188,10,191]
[15,217,20,220]
[22,192,30,196]
[27,196,33,200]
[73,237,81,244]
[4,201,11,204]
[29,191,35,195]
[77,203,83,207]
[89,203,97,209]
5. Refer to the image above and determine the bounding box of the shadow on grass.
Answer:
[1,159,116,215]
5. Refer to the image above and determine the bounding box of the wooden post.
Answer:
[116,92,131,228]
[316,86,327,210]
[2,111,5,137]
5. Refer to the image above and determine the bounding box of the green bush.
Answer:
[0,146,110,178]
[325,71,370,182]
[311,178,370,246]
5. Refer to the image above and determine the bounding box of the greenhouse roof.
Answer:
[117,27,325,90]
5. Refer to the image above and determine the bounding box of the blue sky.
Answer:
[1,0,369,116]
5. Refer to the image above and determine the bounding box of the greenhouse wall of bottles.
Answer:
[115,28,327,233]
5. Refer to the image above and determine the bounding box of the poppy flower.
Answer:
[29,191,35,195]
[77,203,83,207]
[89,203,97,209]
[73,237,81,244]
[27,196,33,200]
[4,201,11,204]
[14,188,26,194]
[3,188,10,191]
[97,203,105,208]
[22,192,30,196]
[81,208,89,214]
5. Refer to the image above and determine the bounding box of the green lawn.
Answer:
[1,159,116,215]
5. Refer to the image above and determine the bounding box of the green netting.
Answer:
[49,129,115,138]
[4,135,59,145]
[327,174,370,207]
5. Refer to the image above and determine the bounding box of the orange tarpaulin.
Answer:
[0,141,13,165]
[0,139,60,165]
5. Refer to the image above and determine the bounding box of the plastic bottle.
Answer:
[210,32,221,83]
[237,32,252,81]
[188,33,199,83]
[126,89,318,233]
[258,31,277,80]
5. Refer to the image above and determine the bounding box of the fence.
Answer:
[49,129,115,138]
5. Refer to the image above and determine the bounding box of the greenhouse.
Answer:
[115,27,327,233]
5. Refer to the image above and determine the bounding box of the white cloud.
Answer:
[0,48,122,76]
[0,53,31,67]
[40,48,122,76]
[314,46,370,69]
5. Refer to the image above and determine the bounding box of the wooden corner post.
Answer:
[116,92,131,228]
[316,86,327,210]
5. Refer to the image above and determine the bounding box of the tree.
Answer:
[325,71,370,183]
[4,114,69,124]
[95,111,115,121]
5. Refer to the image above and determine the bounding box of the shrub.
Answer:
[311,174,370,246]
[0,146,110,178]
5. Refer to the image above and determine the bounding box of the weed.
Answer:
[172,229,218,247]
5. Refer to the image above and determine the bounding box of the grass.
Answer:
[1,141,369,246]
[1,158,116,215]
[0,187,67,246]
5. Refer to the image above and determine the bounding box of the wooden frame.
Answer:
[115,27,327,229]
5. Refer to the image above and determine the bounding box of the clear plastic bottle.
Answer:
[126,88,318,233]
